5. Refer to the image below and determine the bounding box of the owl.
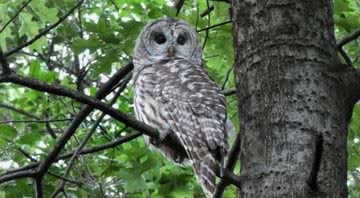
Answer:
[132,18,228,197]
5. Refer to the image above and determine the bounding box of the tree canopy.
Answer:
[0,0,359,197]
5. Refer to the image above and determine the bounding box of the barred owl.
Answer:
[132,18,228,197]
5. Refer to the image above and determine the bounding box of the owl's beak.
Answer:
[167,46,175,57]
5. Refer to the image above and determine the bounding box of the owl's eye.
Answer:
[177,35,186,45]
[154,33,166,44]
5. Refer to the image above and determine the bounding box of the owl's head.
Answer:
[133,18,202,65]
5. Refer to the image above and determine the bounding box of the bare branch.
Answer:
[200,5,214,18]
[0,73,160,140]
[4,0,86,57]
[339,48,353,66]
[51,76,131,195]
[0,118,72,124]
[110,0,120,10]
[337,27,360,48]
[214,133,241,197]
[0,169,35,183]
[0,103,57,138]
[35,178,43,198]
[221,65,234,90]
[0,0,33,34]
[202,0,211,49]
[47,172,82,186]
[0,103,40,119]
[0,132,141,181]
[174,0,185,16]
[197,20,232,32]
[35,63,136,180]
[222,88,236,96]
[209,0,230,3]
[0,49,11,75]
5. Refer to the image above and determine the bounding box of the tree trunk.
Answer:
[232,0,356,197]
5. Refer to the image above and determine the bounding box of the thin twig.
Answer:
[47,172,82,186]
[0,118,73,124]
[51,76,131,196]
[197,20,232,32]
[34,63,135,180]
[202,0,211,49]
[200,5,214,18]
[0,103,40,119]
[174,0,185,16]
[221,65,234,90]
[0,72,161,141]
[209,0,230,3]
[222,88,236,96]
[0,131,141,181]
[339,48,353,66]
[5,0,85,57]
[0,0,33,34]
[110,0,119,10]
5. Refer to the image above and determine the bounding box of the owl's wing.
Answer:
[153,59,228,196]
[154,59,228,154]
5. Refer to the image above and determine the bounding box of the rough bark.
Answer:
[232,0,356,197]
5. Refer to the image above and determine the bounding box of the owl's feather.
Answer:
[133,58,228,197]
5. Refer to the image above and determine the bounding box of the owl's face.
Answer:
[134,19,202,65]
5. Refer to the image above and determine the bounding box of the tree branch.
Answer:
[4,0,85,57]
[0,49,11,75]
[200,5,214,18]
[0,118,72,124]
[221,65,234,90]
[339,48,353,66]
[197,20,232,32]
[0,72,160,140]
[174,0,185,16]
[0,0,33,34]
[214,133,241,197]
[337,27,360,49]
[0,131,142,181]
[0,103,40,119]
[35,178,43,198]
[35,63,136,181]
[51,76,131,195]
[0,103,57,138]
[222,88,236,96]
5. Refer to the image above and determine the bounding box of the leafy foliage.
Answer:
[0,0,358,197]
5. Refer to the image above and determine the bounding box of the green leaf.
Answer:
[29,60,41,78]
[0,124,17,140]
[30,0,58,26]
[19,12,40,38]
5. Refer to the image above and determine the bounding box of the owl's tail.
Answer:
[191,152,218,198]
